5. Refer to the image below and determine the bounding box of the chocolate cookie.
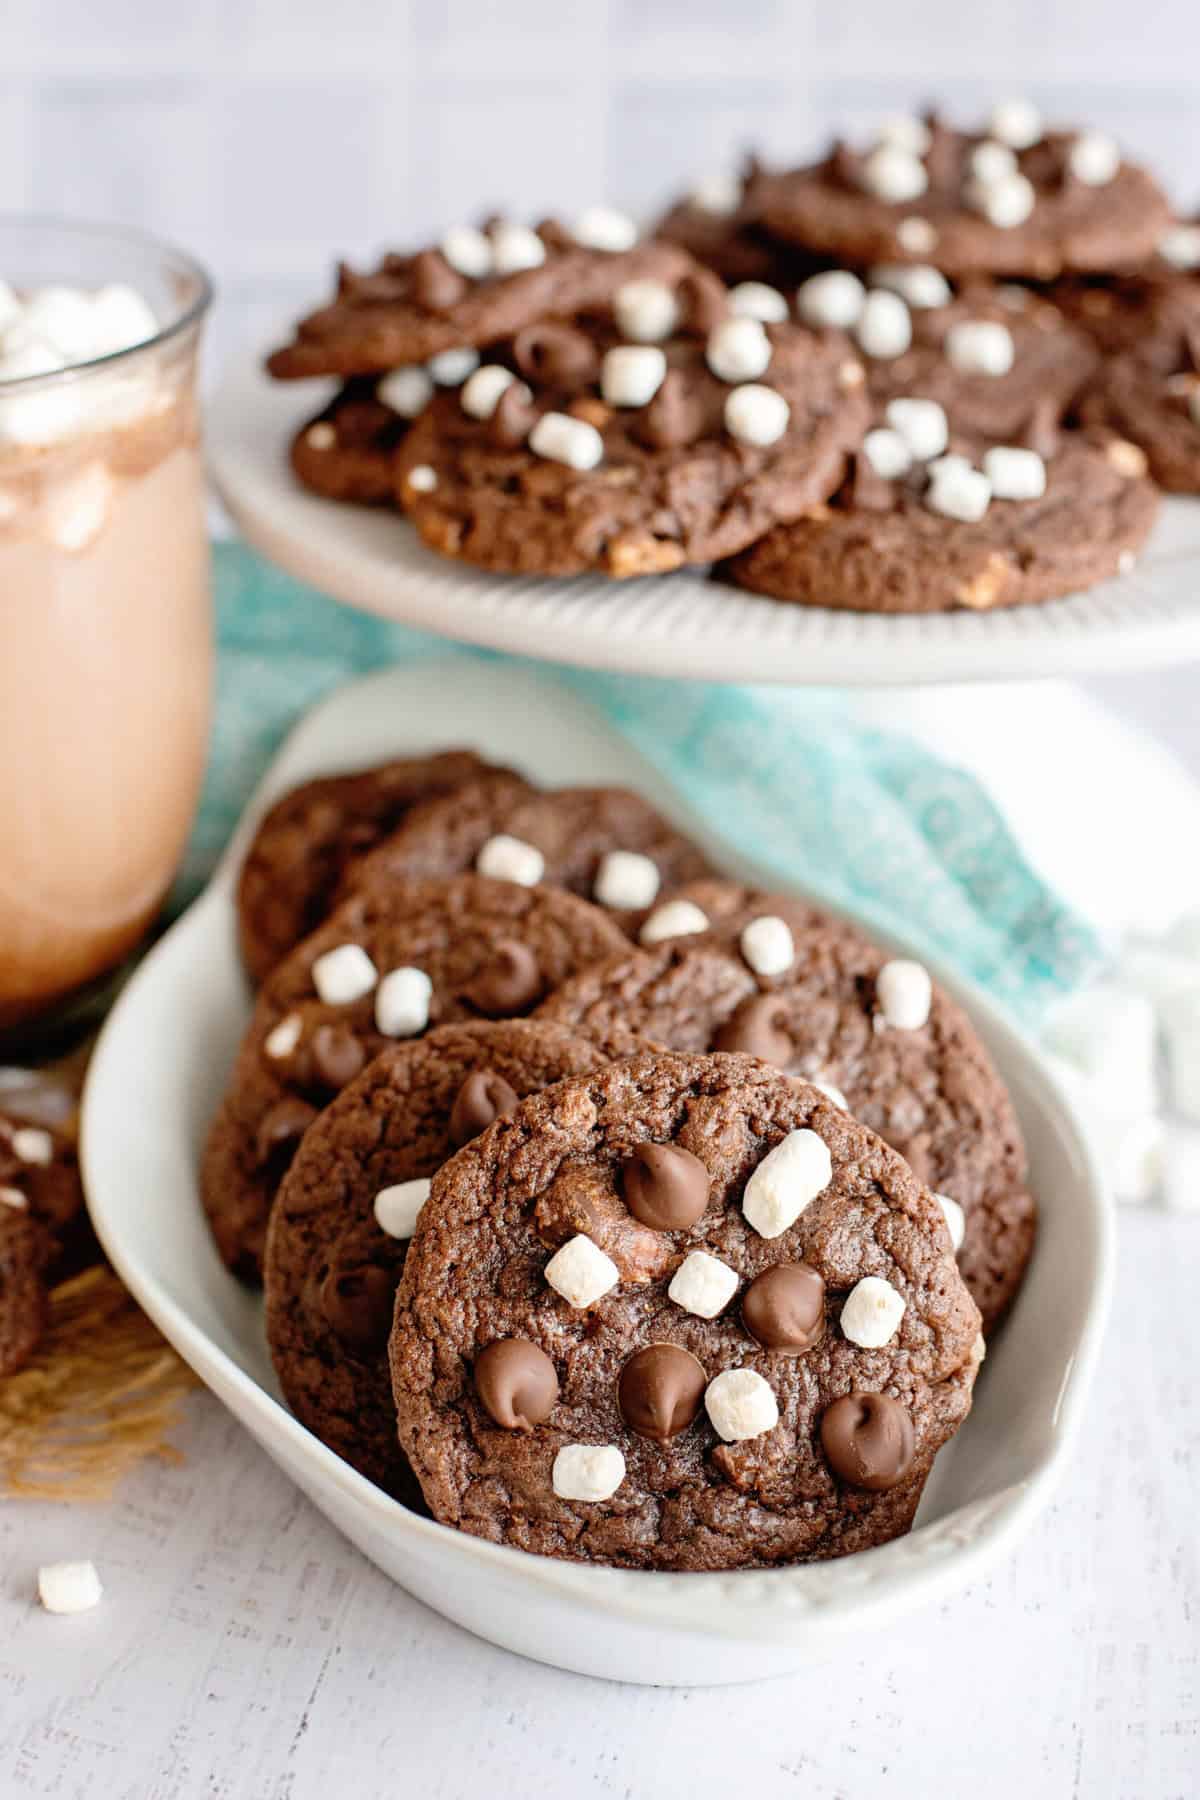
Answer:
[0,1069,88,1377]
[537,881,1036,1330]
[203,873,628,1282]
[342,782,714,938]
[723,430,1159,614]
[390,1050,983,1570]
[289,379,412,506]
[237,752,524,986]
[264,1020,608,1498]
[1077,286,1200,492]
[654,156,825,288]
[266,226,694,380]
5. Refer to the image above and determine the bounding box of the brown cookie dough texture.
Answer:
[390,1050,982,1571]
[289,379,412,506]
[394,273,870,577]
[763,117,1170,279]
[264,1019,607,1499]
[537,879,1035,1331]
[342,780,714,937]
[266,229,696,379]
[723,432,1160,615]
[654,156,827,288]
[203,874,628,1282]
[1077,286,1200,493]
[0,1072,89,1378]
[236,751,519,985]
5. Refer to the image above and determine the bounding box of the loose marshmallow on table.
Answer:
[460,364,519,420]
[862,427,914,481]
[545,1233,620,1309]
[870,265,952,311]
[378,366,435,417]
[706,317,772,383]
[730,282,790,323]
[476,833,545,886]
[373,1177,431,1239]
[886,397,948,462]
[440,225,492,280]
[312,944,378,1006]
[614,278,679,344]
[528,411,604,471]
[592,850,660,911]
[375,966,432,1038]
[875,959,933,1030]
[38,1561,103,1615]
[935,1192,966,1251]
[571,206,638,253]
[860,144,928,204]
[668,1250,739,1319]
[553,1444,626,1501]
[704,1368,779,1442]
[984,446,1046,500]
[265,1014,303,1060]
[742,1129,833,1238]
[724,384,789,447]
[840,1275,906,1347]
[639,899,708,945]
[945,320,1015,377]
[740,914,795,977]
[489,221,546,274]
[601,345,666,408]
[797,270,865,332]
[1069,132,1121,187]
[855,290,912,360]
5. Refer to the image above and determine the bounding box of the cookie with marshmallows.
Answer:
[266,221,694,380]
[0,1072,89,1378]
[394,261,869,576]
[202,874,627,1282]
[264,1019,607,1499]
[289,379,415,506]
[335,779,714,939]
[390,1049,982,1570]
[536,880,1036,1331]
[1076,283,1200,493]
[762,109,1169,280]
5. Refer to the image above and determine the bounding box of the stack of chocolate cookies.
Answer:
[266,100,1199,614]
[200,747,1034,1570]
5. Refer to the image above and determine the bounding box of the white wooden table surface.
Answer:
[2,670,1197,1800]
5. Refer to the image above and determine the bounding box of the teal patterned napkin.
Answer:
[184,544,1103,1025]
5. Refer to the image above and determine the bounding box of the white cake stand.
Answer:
[209,354,1200,688]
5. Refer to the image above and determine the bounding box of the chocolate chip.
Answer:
[474,1338,559,1430]
[634,369,707,450]
[512,321,599,388]
[714,994,793,1065]
[820,1392,916,1492]
[449,1069,520,1148]
[622,1142,709,1232]
[468,940,543,1015]
[743,1262,826,1352]
[618,1342,707,1441]
[319,1263,395,1354]
[490,381,538,448]
[254,1096,318,1167]
[410,249,469,313]
[309,1022,366,1092]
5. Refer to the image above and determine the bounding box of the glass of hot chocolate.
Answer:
[0,221,213,1035]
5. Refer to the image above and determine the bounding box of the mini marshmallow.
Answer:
[545,1233,620,1309]
[840,1275,906,1348]
[668,1249,740,1319]
[706,316,772,383]
[592,849,661,910]
[42,462,113,552]
[812,1080,848,1110]
[968,172,1036,229]
[928,452,972,478]
[1159,225,1200,270]
[427,347,481,387]
[312,943,378,1006]
[639,899,709,945]
[875,959,933,1030]
[897,217,937,254]
[12,1127,53,1165]
[724,383,789,447]
[601,344,667,408]
[306,422,336,450]
[489,221,546,274]
[406,464,438,492]
[730,282,790,323]
[740,914,795,977]
[375,966,433,1038]
[528,410,604,470]
[690,172,742,215]
[989,99,1043,150]
[552,1444,626,1501]
[983,445,1046,500]
[860,144,928,204]
[704,1368,779,1442]
[614,278,680,344]
[870,265,952,310]
[476,833,545,886]
[1069,131,1120,187]
[460,364,519,420]
[926,462,992,522]
[856,290,912,360]
[877,114,933,157]
[373,1177,430,1239]
[89,283,159,356]
[968,140,1018,184]
[38,1560,103,1615]
[377,366,435,417]
[742,1128,833,1239]
[265,1014,303,1060]
[797,269,866,331]
[0,1186,27,1210]
[21,286,97,362]
[572,206,638,252]
[935,1192,966,1251]
[862,427,914,481]
[945,319,1015,377]
[885,397,949,462]
[440,225,493,280]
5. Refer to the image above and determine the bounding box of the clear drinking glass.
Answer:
[0,220,213,1034]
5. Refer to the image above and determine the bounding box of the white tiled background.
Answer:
[5,0,1200,375]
